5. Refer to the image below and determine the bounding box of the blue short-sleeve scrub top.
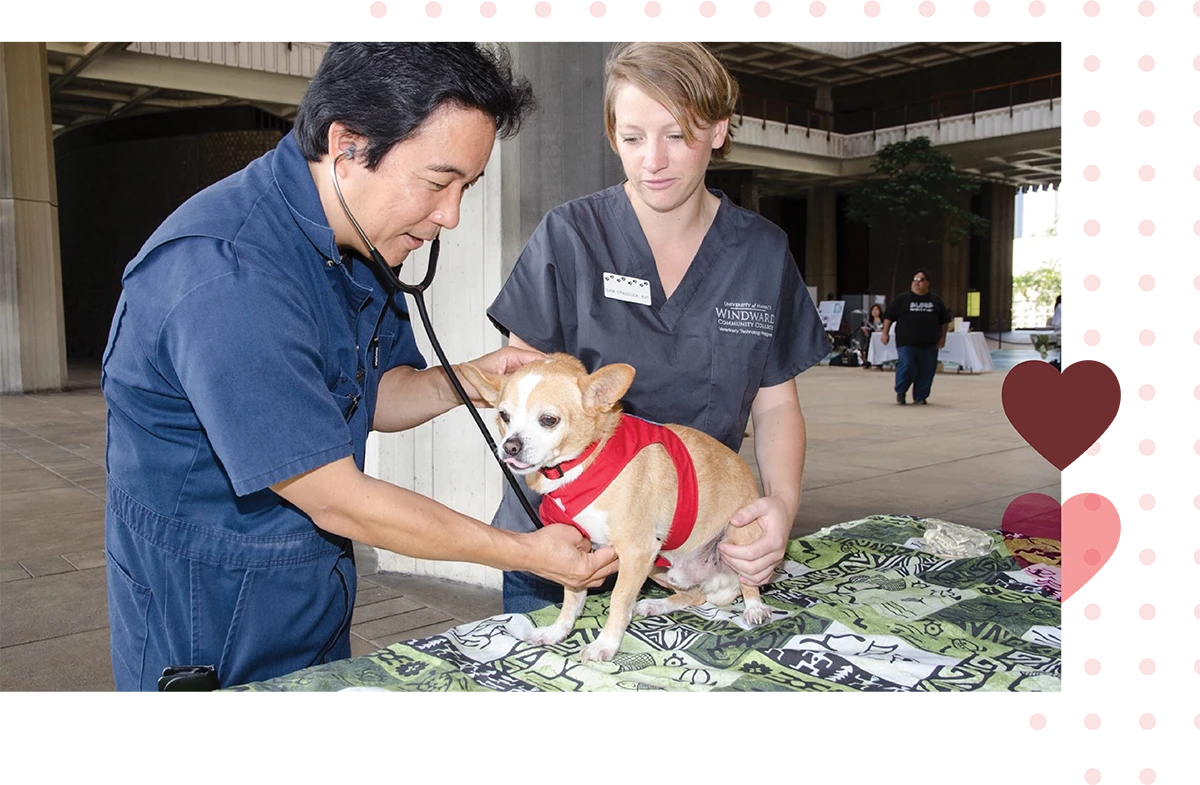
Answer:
[101,131,425,690]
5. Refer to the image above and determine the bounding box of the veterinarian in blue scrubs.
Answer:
[102,43,616,690]
[487,43,830,613]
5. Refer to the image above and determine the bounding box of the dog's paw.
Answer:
[633,598,675,618]
[579,637,619,663]
[525,624,569,646]
[741,602,774,628]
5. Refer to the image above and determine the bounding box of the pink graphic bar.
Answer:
[1080,217,1200,241]
[1137,434,1195,458]
[1003,772,1200,785]
[1084,271,1200,295]
[1084,159,1200,184]
[1132,544,1200,568]
[1084,602,1200,628]
[998,772,1200,785]
[1027,715,1200,739]
[1089,657,1200,681]
[364,1,1200,24]
[1084,439,1137,458]
[1084,328,1200,352]
[1084,434,1200,458]
[1084,772,1200,785]
[1137,489,1200,513]
[1084,103,1200,128]
[1084,47,1200,79]
[1137,384,1200,408]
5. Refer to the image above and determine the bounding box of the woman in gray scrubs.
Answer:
[487,42,830,613]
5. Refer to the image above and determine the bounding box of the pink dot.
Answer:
[1196,714,1200,729]
[808,1,823,16]
[1029,713,1046,729]
[1084,330,1101,346]
[1139,165,1155,181]
[480,1,497,16]
[1084,165,1101,181]
[1196,438,1200,453]
[1196,604,1200,618]
[1196,330,1200,345]
[1085,603,1102,620]
[975,1,989,15]
[1139,56,1155,71]
[759,1,774,16]
[1140,603,1156,620]
[370,1,387,17]
[1084,713,1101,730]
[1138,0,1154,15]
[920,1,936,16]
[1139,220,1155,236]
[1195,56,1200,72]
[1139,330,1155,346]
[425,2,441,16]
[1139,275,1155,291]
[1084,220,1101,236]
[1085,110,1101,126]
[1196,1,1200,15]
[1195,549,1200,564]
[1086,441,1102,455]
[1085,548,1102,565]
[1140,658,1156,674]
[1139,110,1155,126]
[1195,384,1200,399]
[1084,0,1100,16]
[1085,658,1102,674]
[1195,275,1200,289]
[1140,549,1156,565]
[1139,493,1155,508]
[1196,495,1200,510]
[865,1,881,16]
[1195,111,1200,126]
[699,1,716,17]
[535,1,551,16]
[1140,769,1156,784]
[1085,494,1102,511]
[1085,275,1101,291]
[1085,770,1101,785]
[1084,55,1101,71]
[1139,438,1155,454]
[590,1,605,16]
[644,0,661,15]
[1194,220,1200,236]
[1029,0,1045,16]
[1140,713,1156,730]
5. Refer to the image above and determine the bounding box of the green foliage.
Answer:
[845,137,990,249]
[1012,260,1061,311]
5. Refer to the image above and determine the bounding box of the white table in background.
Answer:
[868,328,994,373]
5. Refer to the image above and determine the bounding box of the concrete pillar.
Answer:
[758,195,781,228]
[939,237,969,322]
[986,183,1016,333]
[739,170,760,213]
[499,42,624,280]
[705,168,758,211]
[814,86,834,132]
[1,43,67,393]
[367,43,623,589]
[805,187,837,301]
[936,192,972,321]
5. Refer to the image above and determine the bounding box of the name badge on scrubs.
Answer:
[602,273,652,306]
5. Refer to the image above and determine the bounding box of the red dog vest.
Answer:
[538,414,699,568]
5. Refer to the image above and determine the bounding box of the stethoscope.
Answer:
[330,147,543,530]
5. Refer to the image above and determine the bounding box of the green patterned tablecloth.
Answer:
[231,515,1061,692]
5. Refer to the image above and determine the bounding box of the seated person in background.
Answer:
[1050,295,1061,332]
[860,303,885,368]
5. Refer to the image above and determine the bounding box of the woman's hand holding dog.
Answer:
[719,495,791,585]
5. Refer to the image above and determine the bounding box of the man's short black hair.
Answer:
[913,269,930,282]
[294,43,536,170]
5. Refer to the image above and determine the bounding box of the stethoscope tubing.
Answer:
[330,152,543,531]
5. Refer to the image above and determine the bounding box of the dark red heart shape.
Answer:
[998,362,1200,472]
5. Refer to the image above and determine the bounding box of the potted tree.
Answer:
[846,136,990,300]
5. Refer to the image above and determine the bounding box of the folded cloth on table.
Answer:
[918,518,994,559]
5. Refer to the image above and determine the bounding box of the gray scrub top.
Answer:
[487,184,829,533]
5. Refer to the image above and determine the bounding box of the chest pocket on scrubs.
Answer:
[705,342,769,450]
[374,329,397,370]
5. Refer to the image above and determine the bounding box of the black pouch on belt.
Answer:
[158,665,220,691]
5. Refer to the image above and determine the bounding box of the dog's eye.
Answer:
[499,410,510,424]
[538,414,559,428]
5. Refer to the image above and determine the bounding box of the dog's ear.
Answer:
[581,363,636,412]
[456,362,504,408]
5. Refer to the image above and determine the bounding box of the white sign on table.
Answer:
[817,300,845,331]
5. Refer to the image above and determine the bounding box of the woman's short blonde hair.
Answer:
[603,42,740,161]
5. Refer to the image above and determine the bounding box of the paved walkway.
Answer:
[0,348,1057,691]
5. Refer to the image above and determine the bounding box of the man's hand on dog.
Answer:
[454,347,544,407]
[526,524,619,588]
[719,495,790,585]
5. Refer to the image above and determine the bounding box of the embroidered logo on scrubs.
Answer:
[715,301,776,338]
[603,272,652,306]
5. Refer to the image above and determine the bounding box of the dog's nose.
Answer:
[503,436,522,457]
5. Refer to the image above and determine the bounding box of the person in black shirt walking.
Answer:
[881,269,951,405]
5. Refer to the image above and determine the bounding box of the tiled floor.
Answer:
[1,347,1058,691]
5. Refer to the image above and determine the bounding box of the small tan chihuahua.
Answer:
[460,353,772,663]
